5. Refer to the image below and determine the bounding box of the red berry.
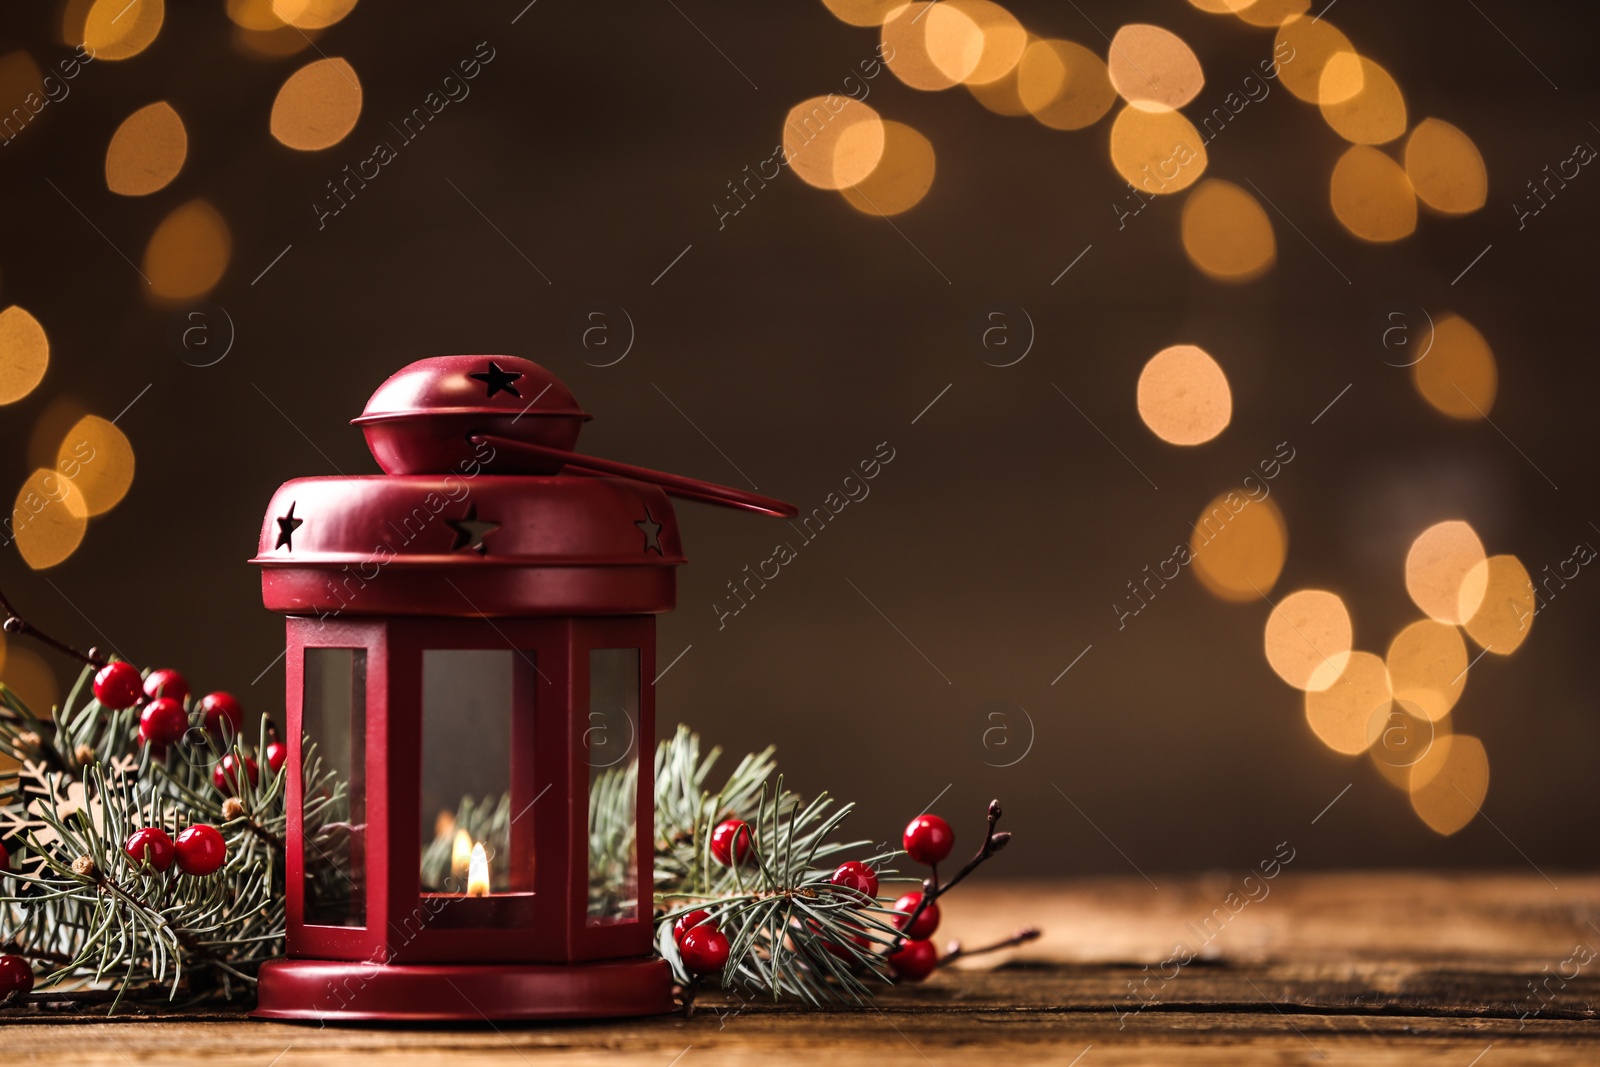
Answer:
[710,819,753,866]
[93,661,143,709]
[265,740,287,773]
[887,938,938,982]
[892,891,941,941]
[679,925,731,974]
[830,860,879,899]
[0,954,33,1001]
[174,824,227,876]
[139,698,188,747]
[199,692,243,736]
[143,668,189,705]
[903,814,954,866]
[124,827,175,873]
[0,841,8,870]
[212,754,259,796]
[673,909,713,946]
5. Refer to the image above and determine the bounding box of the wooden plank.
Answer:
[2,874,1597,1064]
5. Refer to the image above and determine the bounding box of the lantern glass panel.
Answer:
[302,647,367,928]
[420,649,527,896]
[586,647,640,926]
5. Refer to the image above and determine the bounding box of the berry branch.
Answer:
[934,926,1041,969]
[624,728,1031,1003]
[885,800,1012,959]
[0,587,104,669]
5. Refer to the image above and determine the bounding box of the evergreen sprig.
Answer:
[0,662,316,1012]
[638,727,907,1004]
[0,593,1022,1014]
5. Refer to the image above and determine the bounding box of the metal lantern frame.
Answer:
[249,355,793,1023]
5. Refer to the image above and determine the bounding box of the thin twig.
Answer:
[0,587,105,668]
[935,926,1041,968]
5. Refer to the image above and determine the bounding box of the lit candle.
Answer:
[467,842,490,897]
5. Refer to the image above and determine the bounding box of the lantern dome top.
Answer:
[251,354,797,618]
[353,355,590,475]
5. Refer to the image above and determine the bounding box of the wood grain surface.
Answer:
[4,873,1598,1064]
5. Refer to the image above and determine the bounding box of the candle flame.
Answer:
[467,842,490,897]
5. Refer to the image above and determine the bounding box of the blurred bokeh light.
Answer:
[1136,343,1232,445]
[270,56,363,151]
[1190,492,1286,600]
[1263,589,1353,692]
[1181,178,1276,281]
[142,199,232,303]
[105,101,187,196]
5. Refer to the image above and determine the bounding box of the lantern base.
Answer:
[251,956,675,1023]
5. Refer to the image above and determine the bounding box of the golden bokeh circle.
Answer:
[1304,650,1390,755]
[969,49,1033,116]
[1181,179,1276,281]
[105,101,187,196]
[1107,23,1204,110]
[82,0,164,60]
[1190,492,1287,601]
[143,200,232,303]
[951,0,1026,85]
[1385,619,1468,723]
[1330,145,1417,243]
[1136,344,1232,445]
[1409,734,1488,836]
[1412,313,1496,419]
[0,306,50,406]
[1369,698,1451,791]
[1016,39,1116,131]
[1264,589,1353,692]
[1275,16,1356,103]
[1405,520,1487,626]
[1462,555,1535,655]
[841,121,936,216]
[57,415,135,517]
[271,0,359,29]
[1405,118,1488,215]
[882,2,985,91]
[783,96,886,190]
[1319,53,1406,144]
[12,467,89,570]
[1110,104,1208,194]
[270,57,363,151]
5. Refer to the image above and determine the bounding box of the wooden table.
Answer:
[7,874,1599,1064]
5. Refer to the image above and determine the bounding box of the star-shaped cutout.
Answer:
[468,360,523,399]
[447,504,499,554]
[275,502,303,551]
[635,508,663,555]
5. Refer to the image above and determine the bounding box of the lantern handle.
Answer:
[470,435,799,518]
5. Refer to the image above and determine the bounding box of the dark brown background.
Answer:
[1,1,1595,878]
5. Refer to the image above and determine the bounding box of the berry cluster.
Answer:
[123,823,228,877]
[671,908,731,975]
[883,814,954,982]
[92,662,275,796]
[692,809,991,986]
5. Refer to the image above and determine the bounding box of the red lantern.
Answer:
[250,355,793,1022]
